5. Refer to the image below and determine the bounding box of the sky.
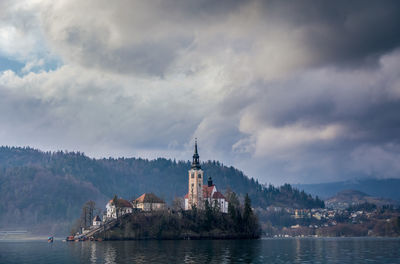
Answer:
[1,0,400,185]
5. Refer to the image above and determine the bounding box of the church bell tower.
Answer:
[188,139,203,209]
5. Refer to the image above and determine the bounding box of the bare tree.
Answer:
[79,200,96,229]
[172,197,184,211]
[112,195,122,220]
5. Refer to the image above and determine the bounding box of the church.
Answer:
[184,140,228,213]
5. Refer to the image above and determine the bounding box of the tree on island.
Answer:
[112,194,123,221]
[81,200,96,229]
[225,191,260,236]
[204,200,213,230]
[226,189,240,218]
[70,200,97,234]
[172,197,184,211]
[243,194,258,234]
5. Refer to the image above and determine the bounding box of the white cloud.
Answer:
[0,59,227,159]
[351,144,400,178]
[235,122,346,159]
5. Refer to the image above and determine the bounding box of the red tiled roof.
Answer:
[184,193,188,199]
[212,191,226,199]
[134,193,165,204]
[109,198,133,208]
[202,185,215,198]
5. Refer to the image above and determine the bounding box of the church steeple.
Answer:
[191,138,201,169]
[187,138,203,210]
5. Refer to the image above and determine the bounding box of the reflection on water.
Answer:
[90,243,96,264]
[80,240,260,263]
[1,238,400,263]
[104,243,116,264]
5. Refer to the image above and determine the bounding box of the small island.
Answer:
[70,141,261,240]
[94,194,260,240]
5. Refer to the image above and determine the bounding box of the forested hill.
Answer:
[0,146,324,235]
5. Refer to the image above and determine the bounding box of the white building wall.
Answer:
[219,199,228,213]
[136,202,166,211]
[105,202,132,219]
[184,198,189,210]
[93,220,101,226]
[106,203,116,218]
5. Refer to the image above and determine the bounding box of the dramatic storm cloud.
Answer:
[1,0,400,184]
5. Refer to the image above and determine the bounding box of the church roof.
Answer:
[212,191,226,199]
[203,185,215,198]
[135,193,165,204]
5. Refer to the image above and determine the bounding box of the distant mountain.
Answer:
[0,146,323,235]
[294,178,400,202]
[325,189,399,209]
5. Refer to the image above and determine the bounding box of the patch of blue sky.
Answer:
[0,56,24,73]
[0,54,63,76]
[25,57,63,74]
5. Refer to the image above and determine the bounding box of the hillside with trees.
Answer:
[0,146,324,235]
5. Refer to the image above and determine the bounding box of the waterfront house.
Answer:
[133,193,166,211]
[104,198,133,221]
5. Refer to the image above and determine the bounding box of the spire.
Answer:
[194,138,198,155]
[191,138,201,169]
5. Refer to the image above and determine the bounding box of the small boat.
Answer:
[66,236,75,242]
[48,236,54,243]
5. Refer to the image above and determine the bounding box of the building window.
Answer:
[198,173,201,178]
[191,173,194,178]
[199,183,201,188]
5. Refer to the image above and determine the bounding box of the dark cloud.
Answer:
[38,0,400,76]
[260,0,400,67]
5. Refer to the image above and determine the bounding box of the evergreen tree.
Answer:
[226,190,239,227]
[243,193,258,234]
[204,200,213,230]
[243,193,252,222]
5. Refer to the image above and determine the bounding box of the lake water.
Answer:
[0,238,399,263]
